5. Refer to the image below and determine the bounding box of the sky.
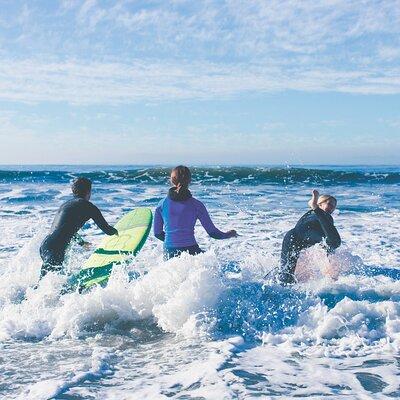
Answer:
[0,0,399,165]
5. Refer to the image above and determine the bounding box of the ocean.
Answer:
[0,165,399,399]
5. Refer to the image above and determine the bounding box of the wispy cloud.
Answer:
[0,1,399,104]
[378,46,400,61]
[0,58,399,105]
[379,117,400,128]
[57,0,400,58]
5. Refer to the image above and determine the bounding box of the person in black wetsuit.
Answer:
[39,177,118,278]
[278,189,341,284]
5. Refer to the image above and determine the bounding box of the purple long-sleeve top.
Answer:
[154,196,231,248]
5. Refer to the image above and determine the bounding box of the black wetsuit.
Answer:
[279,207,341,284]
[39,197,117,277]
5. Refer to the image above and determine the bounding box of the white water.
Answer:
[0,171,399,399]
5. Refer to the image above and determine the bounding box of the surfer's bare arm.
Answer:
[308,189,319,210]
[154,206,165,241]
[313,207,341,249]
[196,200,237,239]
[89,203,118,236]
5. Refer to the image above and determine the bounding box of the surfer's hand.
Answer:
[308,189,319,210]
[227,230,238,238]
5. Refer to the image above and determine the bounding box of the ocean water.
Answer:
[0,165,399,400]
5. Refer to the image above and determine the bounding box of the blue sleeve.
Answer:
[195,200,230,239]
[154,203,165,241]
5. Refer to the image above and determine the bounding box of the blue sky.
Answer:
[0,0,399,165]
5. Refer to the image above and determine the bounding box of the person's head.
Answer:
[317,194,337,214]
[170,165,191,191]
[71,177,92,200]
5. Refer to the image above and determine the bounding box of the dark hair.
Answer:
[71,177,92,198]
[170,165,191,189]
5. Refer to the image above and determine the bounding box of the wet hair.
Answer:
[71,177,92,198]
[170,165,191,190]
[317,194,337,206]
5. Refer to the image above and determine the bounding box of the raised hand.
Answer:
[308,189,320,210]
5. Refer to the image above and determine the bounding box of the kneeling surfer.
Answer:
[154,165,237,259]
[39,177,118,278]
[278,189,341,284]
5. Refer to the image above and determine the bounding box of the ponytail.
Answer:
[170,166,192,192]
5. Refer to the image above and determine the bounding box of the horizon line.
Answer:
[0,163,399,168]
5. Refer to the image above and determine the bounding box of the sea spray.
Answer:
[1,165,399,398]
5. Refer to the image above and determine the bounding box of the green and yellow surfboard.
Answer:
[67,208,152,292]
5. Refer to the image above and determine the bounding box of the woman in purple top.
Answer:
[154,166,237,259]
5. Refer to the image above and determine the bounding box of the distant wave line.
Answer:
[0,167,399,185]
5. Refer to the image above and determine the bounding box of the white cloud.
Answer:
[0,1,399,104]
[4,0,399,59]
[0,58,399,105]
[379,118,400,128]
[378,46,400,61]
[72,0,399,57]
